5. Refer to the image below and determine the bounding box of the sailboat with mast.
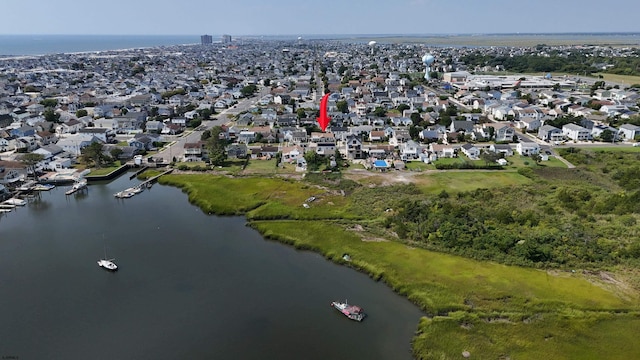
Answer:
[97,237,118,271]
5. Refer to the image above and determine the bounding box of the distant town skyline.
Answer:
[2,0,639,36]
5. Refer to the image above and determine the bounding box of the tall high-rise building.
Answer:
[201,35,213,45]
[222,34,232,44]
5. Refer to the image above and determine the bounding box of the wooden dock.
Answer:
[114,169,173,199]
[140,168,174,187]
[65,179,88,196]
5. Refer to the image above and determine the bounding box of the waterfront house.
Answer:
[33,144,64,161]
[183,141,207,162]
[226,143,248,159]
[0,160,26,185]
[56,134,103,156]
[128,133,160,151]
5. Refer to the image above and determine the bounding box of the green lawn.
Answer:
[242,158,298,175]
[176,161,208,169]
[505,155,568,169]
[405,161,435,171]
[433,157,464,166]
[592,73,640,86]
[83,164,122,176]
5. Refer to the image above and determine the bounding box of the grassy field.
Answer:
[83,164,122,176]
[405,161,435,171]
[413,315,640,360]
[344,34,640,47]
[155,171,640,359]
[505,155,568,169]
[572,146,640,153]
[415,171,532,194]
[593,73,640,86]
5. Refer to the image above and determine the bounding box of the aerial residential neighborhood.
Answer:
[1,38,640,196]
[3,0,640,355]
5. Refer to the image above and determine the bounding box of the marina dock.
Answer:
[114,169,173,199]
[65,179,88,196]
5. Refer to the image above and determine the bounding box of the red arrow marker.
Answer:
[317,93,331,132]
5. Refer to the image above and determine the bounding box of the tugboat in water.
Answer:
[331,300,365,321]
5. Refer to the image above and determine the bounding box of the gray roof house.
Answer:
[618,124,640,141]
[537,125,564,142]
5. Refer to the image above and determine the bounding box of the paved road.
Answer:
[152,87,269,163]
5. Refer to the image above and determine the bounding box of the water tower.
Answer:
[368,41,377,55]
[421,53,435,81]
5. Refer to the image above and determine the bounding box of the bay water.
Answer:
[0,173,424,359]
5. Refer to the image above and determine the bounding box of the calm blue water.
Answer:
[0,173,424,359]
[0,35,200,56]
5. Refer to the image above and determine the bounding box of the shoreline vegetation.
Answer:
[339,33,640,47]
[146,153,640,359]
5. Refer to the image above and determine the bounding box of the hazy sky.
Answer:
[1,0,638,35]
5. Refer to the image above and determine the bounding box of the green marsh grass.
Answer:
[159,172,640,359]
[414,171,532,194]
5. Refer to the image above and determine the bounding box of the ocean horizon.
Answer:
[0,34,201,56]
[1,32,638,56]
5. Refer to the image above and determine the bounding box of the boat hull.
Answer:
[331,301,366,321]
[97,260,118,271]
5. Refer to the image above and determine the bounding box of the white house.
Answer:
[429,143,457,158]
[516,141,540,156]
[400,140,422,161]
[537,125,564,142]
[281,145,304,163]
[56,134,102,156]
[562,123,591,141]
[460,143,480,159]
[94,118,119,131]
